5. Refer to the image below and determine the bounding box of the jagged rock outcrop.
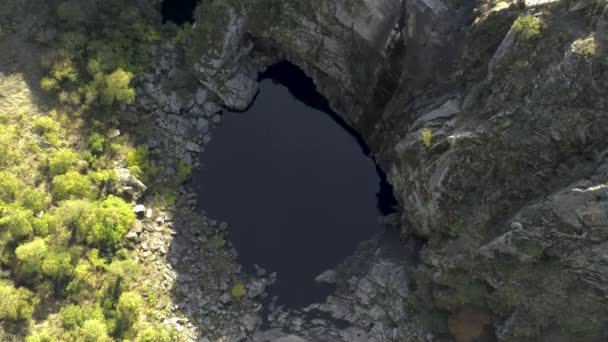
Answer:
[190,0,608,340]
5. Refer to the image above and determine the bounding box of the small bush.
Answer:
[60,304,86,329]
[127,145,157,184]
[513,15,541,41]
[0,280,36,321]
[32,213,62,237]
[50,59,78,83]
[230,282,247,299]
[420,128,433,149]
[79,319,110,342]
[17,188,52,213]
[25,331,53,342]
[52,171,96,201]
[0,124,20,166]
[177,160,192,183]
[116,291,143,335]
[79,196,135,250]
[32,116,62,146]
[49,148,81,176]
[99,68,135,106]
[40,77,59,92]
[15,238,48,276]
[88,132,106,154]
[0,171,21,202]
[41,250,75,279]
[138,324,174,342]
[573,36,597,57]
[0,206,34,239]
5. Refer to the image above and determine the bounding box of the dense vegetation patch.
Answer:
[39,0,160,111]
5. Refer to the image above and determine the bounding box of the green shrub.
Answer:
[25,331,53,342]
[0,124,20,166]
[0,171,21,202]
[0,280,36,321]
[57,199,94,229]
[177,160,192,183]
[0,206,34,239]
[18,188,52,213]
[138,324,174,342]
[127,145,157,184]
[15,238,48,276]
[50,59,79,83]
[210,235,225,249]
[573,36,597,57]
[230,282,247,299]
[32,213,62,237]
[41,250,75,279]
[32,116,62,147]
[49,148,81,175]
[99,69,135,106]
[513,15,541,41]
[52,171,96,201]
[106,259,140,280]
[79,196,135,250]
[79,319,110,342]
[116,291,143,335]
[420,128,432,149]
[40,77,59,92]
[60,304,86,329]
[88,132,106,154]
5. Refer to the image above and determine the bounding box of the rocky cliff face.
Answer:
[191,0,608,340]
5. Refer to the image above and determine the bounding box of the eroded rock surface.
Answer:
[188,0,608,340]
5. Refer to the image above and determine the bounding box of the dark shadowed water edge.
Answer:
[192,63,397,307]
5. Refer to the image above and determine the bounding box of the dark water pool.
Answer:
[161,0,196,24]
[193,63,396,307]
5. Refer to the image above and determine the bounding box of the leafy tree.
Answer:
[41,250,75,279]
[50,59,79,83]
[0,280,36,321]
[32,213,63,237]
[79,319,110,342]
[52,171,96,200]
[87,132,106,154]
[25,331,53,342]
[99,69,135,106]
[78,196,135,251]
[17,188,52,212]
[60,304,86,329]
[116,291,143,335]
[49,148,81,176]
[0,171,21,202]
[15,238,48,276]
[0,205,34,239]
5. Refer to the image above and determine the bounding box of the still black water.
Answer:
[194,63,396,307]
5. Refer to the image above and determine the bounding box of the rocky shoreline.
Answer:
[114,37,424,341]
